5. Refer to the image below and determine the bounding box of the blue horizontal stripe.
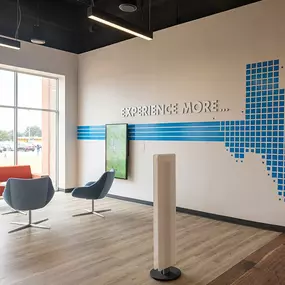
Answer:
[128,121,221,128]
[129,136,225,142]
[77,128,105,132]
[77,134,105,137]
[77,126,105,131]
[77,132,105,136]
[128,126,221,132]
[78,136,105,140]
[77,121,225,142]
[130,131,224,137]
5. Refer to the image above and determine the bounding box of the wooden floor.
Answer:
[0,193,279,285]
[209,233,285,285]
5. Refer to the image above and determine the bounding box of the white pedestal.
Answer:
[150,154,181,281]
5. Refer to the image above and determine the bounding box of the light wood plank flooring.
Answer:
[0,193,279,285]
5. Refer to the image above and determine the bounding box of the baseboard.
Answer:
[58,188,74,193]
[107,194,285,233]
[107,194,153,206]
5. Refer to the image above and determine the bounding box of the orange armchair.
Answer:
[0,165,42,196]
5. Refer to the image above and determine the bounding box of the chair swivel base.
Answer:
[73,209,111,218]
[150,267,181,281]
[9,218,50,234]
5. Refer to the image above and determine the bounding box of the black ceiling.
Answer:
[0,0,261,54]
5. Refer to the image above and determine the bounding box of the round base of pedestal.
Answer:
[150,267,181,281]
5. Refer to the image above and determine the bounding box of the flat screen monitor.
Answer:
[105,123,128,179]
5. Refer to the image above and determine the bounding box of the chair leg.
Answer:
[33,218,49,225]
[72,212,93,217]
[8,211,50,234]
[96,209,111,213]
[93,209,111,218]
[31,224,50,230]
[11,222,27,226]
[92,211,105,218]
[8,224,31,234]
[72,200,111,218]
[2,209,26,216]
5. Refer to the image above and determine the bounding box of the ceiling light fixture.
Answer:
[31,0,45,45]
[0,0,21,50]
[31,25,45,45]
[87,4,153,41]
[0,36,21,50]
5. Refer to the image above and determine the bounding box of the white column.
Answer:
[151,154,181,281]
[153,154,176,271]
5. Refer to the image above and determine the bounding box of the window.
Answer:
[0,69,58,188]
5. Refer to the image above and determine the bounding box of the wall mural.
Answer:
[77,59,285,201]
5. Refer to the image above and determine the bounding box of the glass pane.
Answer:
[0,108,14,166]
[18,110,57,185]
[0,70,14,106]
[18,73,57,110]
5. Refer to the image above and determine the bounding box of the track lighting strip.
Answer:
[0,36,21,50]
[87,7,153,41]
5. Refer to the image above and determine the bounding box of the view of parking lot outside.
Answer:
[0,70,57,183]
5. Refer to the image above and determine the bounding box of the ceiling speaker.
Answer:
[119,0,138,12]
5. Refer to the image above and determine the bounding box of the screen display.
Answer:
[105,124,128,179]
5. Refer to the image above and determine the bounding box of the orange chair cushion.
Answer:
[0,186,4,197]
[0,165,33,196]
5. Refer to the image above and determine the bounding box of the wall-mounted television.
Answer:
[105,123,128,180]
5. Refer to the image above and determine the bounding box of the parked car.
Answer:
[0,143,13,151]
[18,143,35,152]
[0,143,8,151]
[7,143,14,151]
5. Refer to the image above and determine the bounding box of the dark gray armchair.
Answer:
[72,169,115,218]
[3,177,55,234]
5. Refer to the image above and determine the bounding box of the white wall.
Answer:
[0,41,78,189]
[78,0,285,226]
